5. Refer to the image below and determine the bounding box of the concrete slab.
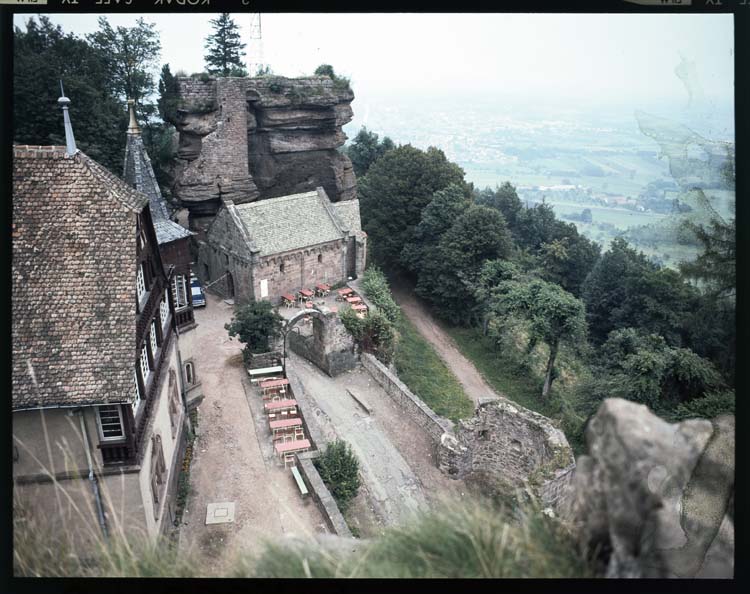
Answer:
[206,501,236,525]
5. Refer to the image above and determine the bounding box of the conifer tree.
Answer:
[204,13,247,77]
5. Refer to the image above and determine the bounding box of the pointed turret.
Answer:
[58,81,77,156]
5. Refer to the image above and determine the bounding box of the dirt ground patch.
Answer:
[177,294,328,576]
[390,283,503,405]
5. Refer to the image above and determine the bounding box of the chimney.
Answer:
[57,81,77,156]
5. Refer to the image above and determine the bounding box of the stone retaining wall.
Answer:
[361,353,454,443]
[295,451,352,538]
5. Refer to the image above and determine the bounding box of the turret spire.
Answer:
[127,99,141,135]
[57,81,77,156]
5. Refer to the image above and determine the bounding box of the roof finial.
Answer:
[127,99,141,135]
[57,80,77,156]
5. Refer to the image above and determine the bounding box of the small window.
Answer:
[132,370,142,416]
[150,322,158,355]
[140,345,151,384]
[279,262,285,273]
[185,362,195,385]
[159,294,169,327]
[97,405,124,441]
[136,264,146,302]
[317,254,322,263]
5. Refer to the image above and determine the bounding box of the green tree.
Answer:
[225,300,284,355]
[204,13,247,77]
[346,126,396,178]
[416,205,513,325]
[490,279,587,398]
[87,17,161,118]
[359,267,401,324]
[581,237,697,346]
[313,439,361,513]
[13,16,127,173]
[314,64,335,77]
[401,183,471,275]
[340,309,397,364]
[679,217,735,299]
[358,144,468,267]
[536,233,600,297]
[475,182,524,235]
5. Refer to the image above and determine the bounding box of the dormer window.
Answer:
[172,275,188,310]
[97,405,125,441]
[136,263,146,303]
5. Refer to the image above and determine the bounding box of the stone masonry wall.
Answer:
[437,399,575,503]
[252,240,346,301]
[361,353,454,443]
[288,308,358,377]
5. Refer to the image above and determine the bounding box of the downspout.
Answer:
[77,409,108,539]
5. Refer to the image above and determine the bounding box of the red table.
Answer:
[337,287,353,296]
[269,418,302,430]
[299,289,314,299]
[352,304,368,311]
[345,296,362,303]
[315,283,331,295]
[259,378,290,389]
[265,399,298,412]
[274,438,311,456]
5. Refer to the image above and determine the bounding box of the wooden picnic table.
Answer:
[274,438,311,456]
[264,399,298,412]
[316,283,331,291]
[259,378,290,389]
[352,304,368,311]
[281,293,296,307]
[345,296,362,303]
[299,289,314,299]
[269,418,303,430]
[337,287,353,296]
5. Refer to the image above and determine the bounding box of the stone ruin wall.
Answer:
[436,399,575,506]
[169,76,357,232]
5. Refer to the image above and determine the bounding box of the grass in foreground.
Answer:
[248,498,594,578]
[393,316,474,422]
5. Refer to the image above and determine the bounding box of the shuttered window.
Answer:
[150,322,158,355]
[97,405,124,441]
[132,370,142,416]
[160,293,169,327]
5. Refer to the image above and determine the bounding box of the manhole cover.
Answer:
[205,502,236,525]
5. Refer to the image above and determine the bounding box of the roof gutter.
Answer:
[75,408,109,540]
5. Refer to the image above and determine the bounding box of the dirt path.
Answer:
[177,294,327,575]
[390,283,502,406]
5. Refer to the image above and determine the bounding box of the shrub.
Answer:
[313,439,361,513]
[360,266,401,324]
[268,81,283,94]
[314,64,335,77]
[340,308,396,364]
[666,390,735,422]
[225,300,284,355]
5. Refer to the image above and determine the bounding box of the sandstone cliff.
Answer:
[168,75,356,230]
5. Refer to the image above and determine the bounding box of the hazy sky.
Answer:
[15,12,734,110]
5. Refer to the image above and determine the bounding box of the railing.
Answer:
[100,440,136,466]
[175,307,194,328]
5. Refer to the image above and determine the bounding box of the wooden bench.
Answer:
[291,466,309,497]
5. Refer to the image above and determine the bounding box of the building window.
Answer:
[172,275,188,310]
[184,362,195,385]
[279,261,285,273]
[136,263,146,303]
[150,434,167,518]
[150,322,159,355]
[140,345,151,384]
[160,294,169,327]
[318,254,323,263]
[97,405,125,441]
[132,370,142,416]
[168,370,180,439]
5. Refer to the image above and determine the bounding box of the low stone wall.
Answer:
[361,353,454,444]
[295,451,352,538]
[285,365,328,452]
[539,463,576,511]
[246,350,282,370]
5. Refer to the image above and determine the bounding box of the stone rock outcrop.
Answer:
[437,399,575,504]
[169,75,356,231]
[565,398,734,578]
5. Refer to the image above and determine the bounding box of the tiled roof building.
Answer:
[12,146,147,409]
[199,188,367,301]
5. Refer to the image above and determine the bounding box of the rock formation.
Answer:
[168,75,356,231]
[564,398,734,578]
